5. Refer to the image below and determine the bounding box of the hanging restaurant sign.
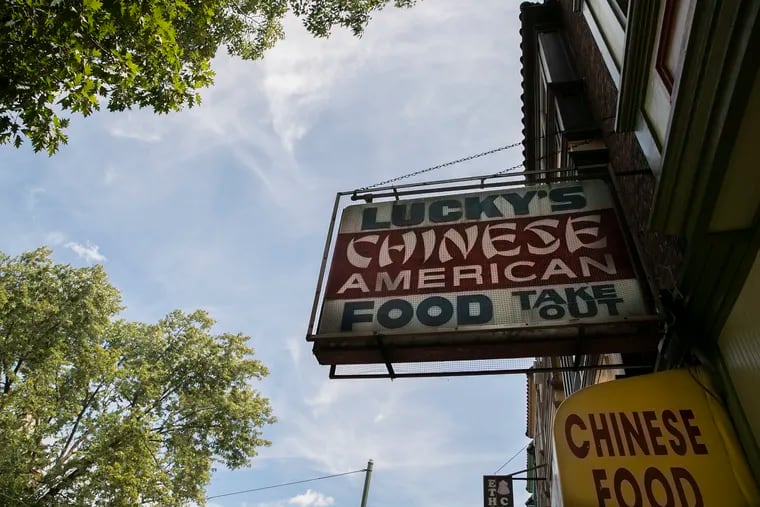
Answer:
[483,475,514,507]
[308,178,660,367]
[552,369,760,506]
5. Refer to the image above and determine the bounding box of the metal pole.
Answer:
[360,459,373,507]
[305,192,341,340]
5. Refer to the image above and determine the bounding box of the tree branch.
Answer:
[56,383,103,465]
[3,356,25,393]
[37,465,83,502]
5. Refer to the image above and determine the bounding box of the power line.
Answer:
[206,468,367,500]
[493,442,530,474]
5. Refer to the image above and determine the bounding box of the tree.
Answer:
[0,0,416,154]
[0,248,275,506]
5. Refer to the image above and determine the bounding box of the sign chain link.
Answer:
[358,135,604,192]
[358,142,523,191]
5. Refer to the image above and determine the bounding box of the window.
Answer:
[608,0,629,27]
[583,0,626,83]
[535,30,584,181]
[655,0,692,94]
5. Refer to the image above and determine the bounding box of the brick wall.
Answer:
[557,0,683,290]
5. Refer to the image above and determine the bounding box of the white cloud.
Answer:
[246,489,335,507]
[65,241,107,263]
[103,166,117,186]
[44,231,66,246]
[284,336,303,371]
[259,18,368,153]
[0,2,531,506]
[109,121,162,142]
[288,490,334,507]
[26,186,47,211]
[261,352,506,477]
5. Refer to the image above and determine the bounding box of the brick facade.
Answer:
[556,0,683,291]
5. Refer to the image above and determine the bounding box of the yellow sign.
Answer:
[553,369,760,506]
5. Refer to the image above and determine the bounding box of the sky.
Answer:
[0,1,533,506]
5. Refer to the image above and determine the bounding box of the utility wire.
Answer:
[493,441,530,474]
[206,468,367,500]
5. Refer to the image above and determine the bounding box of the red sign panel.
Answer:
[325,208,634,299]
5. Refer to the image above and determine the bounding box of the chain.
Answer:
[355,134,607,193]
[356,142,522,191]
[491,162,525,176]
[490,137,600,176]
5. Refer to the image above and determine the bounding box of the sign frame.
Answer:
[483,475,515,507]
[306,169,663,377]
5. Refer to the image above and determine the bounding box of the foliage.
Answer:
[0,248,275,506]
[0,0,416,154]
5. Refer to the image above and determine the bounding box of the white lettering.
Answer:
[566,214,607,252]
[505,261,537,282]
[490,263,499,284]
[347,235,379,268]
[338,273,370,294]
[525,218,560,255]
[439,226,478,263]
[379,231,417,268]
[422,229,436,262]
[580,253,617,276]
[482,223,520,258]
[541,258,578,280]
[418,268,446,289]
[375,271,411,292]
[345,213,614,268]
[453,265,483,286]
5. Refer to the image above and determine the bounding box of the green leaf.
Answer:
[83,0,102,12]
[0,248,275,504]
[0,0,419,154]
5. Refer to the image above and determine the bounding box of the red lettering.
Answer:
[609,412,626,456]
[592,469,611,507]
[662,409,687,455]
[614,468,643,507]
[679,409,708,454]
[672,467,704,507]
[566,414,590,458]
[619,412,650,456]
[642,411,668,455]
[591,466,702,507]
[644,467,675,507]
[590,413,615,457]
